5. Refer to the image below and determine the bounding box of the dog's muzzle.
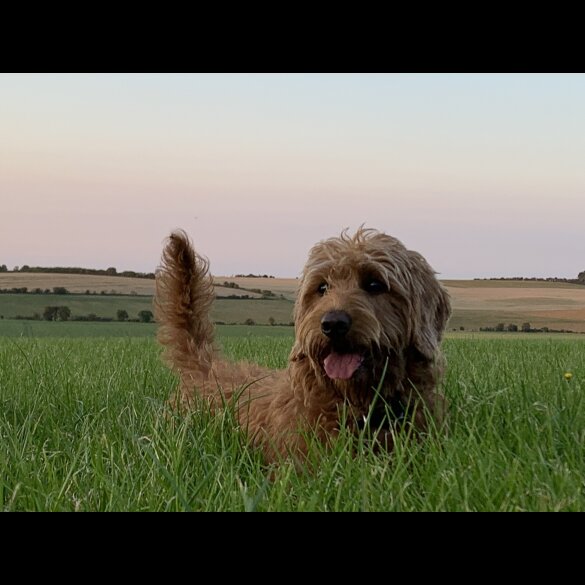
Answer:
[321,310,352,339]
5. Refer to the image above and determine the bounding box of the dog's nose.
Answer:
[321,310,352,339]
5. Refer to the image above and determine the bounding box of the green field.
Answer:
[0,294,294,326]
[0,320,293,339]
[0,293,154,321]
[0,319,158,338]
[1,326,584,511]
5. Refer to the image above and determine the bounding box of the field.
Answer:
[443,280,585,333]
[0,273,299,300]
[2,273,585,331]
[0,293,294,326]
[0,320,291,339]
[0,324,584,511]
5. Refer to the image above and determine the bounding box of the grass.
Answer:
[1,329,584,511]
[0,319,158,338]
[0,320,293,339]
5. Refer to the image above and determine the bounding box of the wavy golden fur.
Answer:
[154,227,451,463]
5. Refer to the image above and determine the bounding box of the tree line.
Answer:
[475,271,585,285]
[0,287,149,296]
[0,265,154,279]
[13,306,155,323]
[479,322,580,334]
[0,287,71,295]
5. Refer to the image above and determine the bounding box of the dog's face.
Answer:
[291,228,451,394]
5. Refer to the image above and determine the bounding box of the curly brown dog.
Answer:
[154,227,451,463]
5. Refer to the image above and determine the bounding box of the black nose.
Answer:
[321,310,352,339]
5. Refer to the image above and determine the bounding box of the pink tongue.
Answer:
[323,352,363,380]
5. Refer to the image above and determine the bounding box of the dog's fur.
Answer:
[154,227,451,463]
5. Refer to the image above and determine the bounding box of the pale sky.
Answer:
[1,73,584,279]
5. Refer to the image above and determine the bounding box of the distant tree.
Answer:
[53,287,69,295]
[117,309,129,321]
[578,271,585,284]
[268,316,276,326]
[43,306,59,321]
[13,266,19,272]
[507,324,518,332]
[495,323,505,332]
[0,265,7,272]
[244,318,256,326]
[87,313,97,321]
[521,322,531,332]
[106,267,117,276]
[57,306,71,321]
[138,310,154,323]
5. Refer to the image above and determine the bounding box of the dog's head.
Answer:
[290,228,451,396]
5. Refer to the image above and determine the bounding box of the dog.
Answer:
[154,227,451,463]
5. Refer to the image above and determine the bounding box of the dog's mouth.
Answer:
[323,351,364,380]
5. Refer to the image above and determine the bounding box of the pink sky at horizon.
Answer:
[2,73,584,279]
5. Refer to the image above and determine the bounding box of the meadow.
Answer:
[1,326,584,511]
[0,294,294,326]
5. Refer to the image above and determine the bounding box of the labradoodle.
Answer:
[154,228,451,462]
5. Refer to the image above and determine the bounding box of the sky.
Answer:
[1,73,584,279]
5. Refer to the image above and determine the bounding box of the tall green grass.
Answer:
[0,334,584,511]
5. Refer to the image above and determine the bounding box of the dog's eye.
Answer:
[317,282,328,296]
[364,279,387,295]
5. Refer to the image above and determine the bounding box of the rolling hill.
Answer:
[1,273,584,332]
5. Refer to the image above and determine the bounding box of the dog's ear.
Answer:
[408,252,451,360]
[289,341,305,362]
[289,277,310,363]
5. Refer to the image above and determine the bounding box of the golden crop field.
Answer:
[0,273,156,295]
[442,280,585,332]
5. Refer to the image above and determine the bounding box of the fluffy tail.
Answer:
[154,230,216,380]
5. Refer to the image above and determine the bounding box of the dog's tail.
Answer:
[154,230,216,379]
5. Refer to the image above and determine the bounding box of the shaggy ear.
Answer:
[408,252,451,360]
[289,342,305,362]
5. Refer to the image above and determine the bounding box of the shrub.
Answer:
[138,310,154,323]
[43,306,59,321]
[57,306,71,321]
